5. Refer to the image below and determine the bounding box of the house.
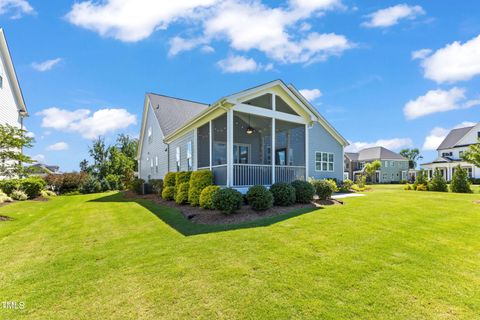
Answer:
[25,163,61,177]
[344,146,410,183]
[421,122,480,180]
[137,80,348,190]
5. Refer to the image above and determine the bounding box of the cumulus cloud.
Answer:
[46,142,69,151]
[404,87,480,120]
[31,58,62,72]
[416,34,480,83]
[0,0,34,18]
[411,48,431,60]
[36,107,137,139]
[362,4,424,28]
[422,122,476,151]
[32,154,45,163]
[217,55,273,73]
[345,138,413,152]
[299,88,322,101]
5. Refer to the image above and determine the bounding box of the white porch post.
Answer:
[209,120,212,170]
[193,128,197,171]
[227,109,234,187]
[305,123,309,181]
[271,94,276,185]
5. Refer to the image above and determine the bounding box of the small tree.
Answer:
[428,168,448,192]
[461,139,480,168]
[364,160,381,183]
[400,148,423,169]
[0,124,34,178]
[413,169,428,189]
[450,165,472,193]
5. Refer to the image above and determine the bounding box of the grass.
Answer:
[1,185,479,319]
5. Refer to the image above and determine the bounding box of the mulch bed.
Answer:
[125,191,342,225]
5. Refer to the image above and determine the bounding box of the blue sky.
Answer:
[1,0,479,171]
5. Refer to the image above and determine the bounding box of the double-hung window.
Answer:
[175,147,181,172]
[186,141,193,171]
[315,152,334,172]
[155,156,158,173]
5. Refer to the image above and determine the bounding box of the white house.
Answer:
[421,122,480,180]
[137,80,348,190]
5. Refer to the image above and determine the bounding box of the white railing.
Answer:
[275,165,306,183]
[233,164,272,186]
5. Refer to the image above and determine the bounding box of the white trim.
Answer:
[209,120,212,170]
[227,109,234,187]
[272,112,276,184]
[193,128,197,170]
[305,123,309,179]
[234,103,307,124]
[315,151,335,172]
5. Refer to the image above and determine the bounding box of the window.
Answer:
[233,144,250,164]
[150,158,154,174]
[175,147,180,171]
[315,152,334,172]
[147,126,153,143]
[384,161,389,168]
[478,132,480,139]
[155,156,158,173]
[390,161,394,167]
[442,152,453,157]
[186,141,193,171]
[466,167,473,178]
[0,75,2,89]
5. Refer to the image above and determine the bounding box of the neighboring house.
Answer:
[344,146,410,183]
[25,163,61,177]
[137,80,348,190]
[421,122,480,180]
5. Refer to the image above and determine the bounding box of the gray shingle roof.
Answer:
[345,152,359,161]
[436,126,474,150]
[357,146,407,161]
[147,93,209,136]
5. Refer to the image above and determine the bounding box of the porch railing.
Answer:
[275,165,306,183]
[233,164,272,186]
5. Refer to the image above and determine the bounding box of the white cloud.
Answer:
[299,88,322,101]
[411,48,431,60]
[418,34,480,83]
[362,4,424,28]
[0,0,34,18]
[404,87,480,120]
[217,55,260,73]
[454,121,477,129]
[346,138,412,152]
[46,142,69,151]
[31,58,62,72]
[36,107,137,139]
[32,154,45,163]
[422,127,449,151]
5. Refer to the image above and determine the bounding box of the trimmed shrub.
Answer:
[351,184,366,192]
[416,184,427,191]
[21,177,47,198]
[81,177,102,194]
[355,175,366,188]
[413,170,428,190]
[339,179,354,193]
[189,170,214,206]
[149,179,164,195]
[311,179,335,200]
[175,182,190,204]
[404,184,413,191]
[212,188,243,214]
[325,179,339,192]
[270,182,296,206]
[290,180,315,203]
[41,190,56,197]
[162,186,176,200]
[164,172,177,187]
[175,171,192,187]
[246,185,274,211]
[131,178,145,195]
[450,165,472,193]
[428,169,448,192]
[0,179,19,195]
[11,189,27,201]
[199,185,220,210]
[105,174,121,190]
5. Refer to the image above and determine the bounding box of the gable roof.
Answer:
[345,152,359,161]
[0,29,27,116]
[147,93,208,136]
[356,146,407,161]
[437,125,475,150]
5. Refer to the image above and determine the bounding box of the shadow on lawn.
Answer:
[90,192,316,236]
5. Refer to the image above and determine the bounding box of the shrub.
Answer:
[270,182,296,206]
[416,184,427,191]
[164,172,177,187]
[199,185,220,209]
[311,179,335,200]
[290,180,315,203]
[105,174,121,190]
[162,186,176,200]
[246,185,274,211]
[339,179,354,193]
[100,179,111,192]
[131,178,145,195]
[81,177,102,194]
[176,171,192,187]
[428,169,448,192]
[21,177,46,198]
[41,190,56,197]
[189,170,214,206]
[0,191,12,203]
[212,188,243,214]
[0,179,19,195]
[413,170,428,190]
[403,184,412,191]
[175,182,190,204]
[351,184,366,192]
[11,189,27,201]
[325,179,339,192]
[149,179,164,195]
[450,166,472,193]
[356,175,366,188]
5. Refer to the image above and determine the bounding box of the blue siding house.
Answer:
[137,80,348,189]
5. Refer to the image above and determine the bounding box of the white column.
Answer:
[209,120,212,170]
[305,123,309,181]
[227,109,234,187]
[271,94,276,185]
[193,128,198,171]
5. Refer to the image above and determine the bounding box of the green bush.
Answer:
[43,172,88,194]
[324,179,339,192]
[130,178,145,194]
[20,177,46,199]
[149,179,164,195]
[428,169,448,192]
[175,182,190,204]
[164,172,177,187]
[11,189,27,201]
[189,170,214,206]
[269,182,296,206]
[450,166,472,193]
[41,190,56,197]
[81,177,102,194]
[105,174,121,190]
[199,185,220,209]
[246,185,274,211]
[162,186,176,200]
[100,179,111,192]
[0,190,12,203]
[413,170,428,190]
[311,179,335,200]
[416,184,427,191]
[355,175,366,188]
[339,179,354,193]
[404,184,413,191]
[175,171,192,187]
[212,188,243,214]
[290,180,315,203]
[0,179,19,195]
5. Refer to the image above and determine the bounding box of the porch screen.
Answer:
[197,123,209,168]
[275,119,305,166]
[233,112,272,165]
[212,113,227,185]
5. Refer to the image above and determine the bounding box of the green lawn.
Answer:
[1,185,479,319]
